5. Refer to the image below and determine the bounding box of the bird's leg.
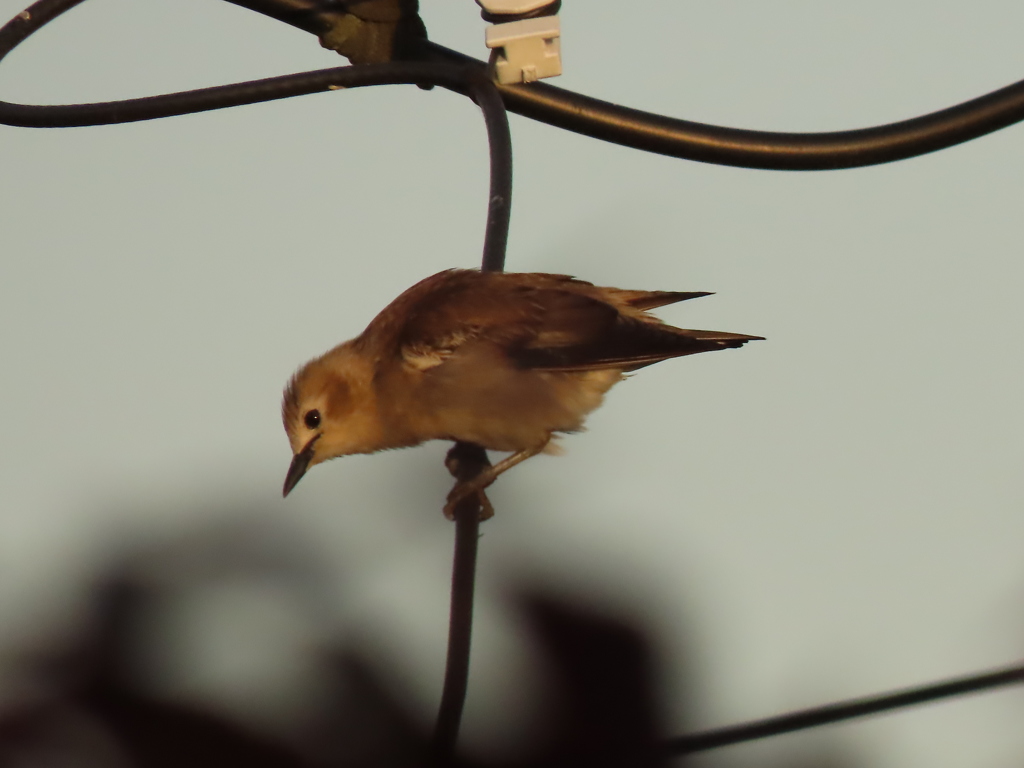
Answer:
[443,440,549,519]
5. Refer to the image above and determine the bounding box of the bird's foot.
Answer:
[443,482,495,521]
[442,440,549,520]
[444,442,495,521]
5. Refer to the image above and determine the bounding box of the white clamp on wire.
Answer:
[476,0,562,85]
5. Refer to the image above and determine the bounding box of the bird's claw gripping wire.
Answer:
[443,441,549,519]
[444,442,495,520]
[443,485,495,521]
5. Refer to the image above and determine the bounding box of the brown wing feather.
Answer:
[359,270,600,357]
[356,270,761,373]
[514,315,762,372]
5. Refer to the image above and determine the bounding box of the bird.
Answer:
[281,269,762,517]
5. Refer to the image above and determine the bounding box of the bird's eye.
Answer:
[304,409,321,429]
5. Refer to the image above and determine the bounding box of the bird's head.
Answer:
[280,344,380,497]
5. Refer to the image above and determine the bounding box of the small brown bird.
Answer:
[282,269,761,516]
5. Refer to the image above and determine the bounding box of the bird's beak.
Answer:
[283,434,320,497]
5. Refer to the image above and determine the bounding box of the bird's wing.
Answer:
[391,272,616,371]
[361,270,761,374]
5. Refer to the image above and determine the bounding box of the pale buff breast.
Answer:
[393,342,624,452]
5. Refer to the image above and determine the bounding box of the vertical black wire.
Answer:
[430,76,512,764]
[430,455,485,764]
[472,77,513,274]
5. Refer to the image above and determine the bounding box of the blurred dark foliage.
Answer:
[0,515,862,768]
[0,523,671,768]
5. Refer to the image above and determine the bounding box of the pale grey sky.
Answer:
[1,2,1023,767]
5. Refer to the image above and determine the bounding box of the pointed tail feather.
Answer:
[624,290,713,310]
[683,329,765,344]
[517,320,764,372]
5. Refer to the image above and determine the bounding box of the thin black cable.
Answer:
[667,661,1024,755]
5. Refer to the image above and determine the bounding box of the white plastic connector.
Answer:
[477,0,555,13]
[484,15,561,85]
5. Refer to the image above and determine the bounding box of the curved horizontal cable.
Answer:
[6,0,1024,168]
[0,0,475,126]
[225,0,1024,170]
[667,661,1024,755]
[428,43,1024,170]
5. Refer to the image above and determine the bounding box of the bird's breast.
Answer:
[381,344,623,451]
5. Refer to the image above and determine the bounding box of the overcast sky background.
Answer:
[1,2,1023,766]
